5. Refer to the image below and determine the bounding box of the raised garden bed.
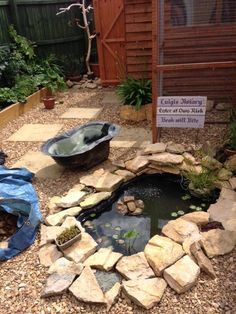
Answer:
[0,88,47,129]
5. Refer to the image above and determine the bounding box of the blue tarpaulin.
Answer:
[0,166,42,260]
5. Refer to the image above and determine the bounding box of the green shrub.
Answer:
[184,168,217,191]
[117,77,152,110]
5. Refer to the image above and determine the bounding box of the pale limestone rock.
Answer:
[69,267,105,303]
[105,282,121,311]
[183,152,197,165]
[38,244,62,267]
[61,216,85,232]
[123,196,135,203]
[222,219,236,231]
[200,229,236,258]
[114,169,135,182]
[62,232,98,263]
[143,143,167,155]
[178,161,202,174]
[214,180,232,190]
[84,248,122,271]
[224,155,236,172]
[201,156,222,170]
[144,235,184,276]
[207,199,236,229]
[229,177,236,190]
[39,225,65,247]
[166,143,186,154]
[80,171,123,192]
[116,252,155,280]
[45,206,82,226]
[80,192,112,209]
[164,255,200,294]
[182,233,202,256]
[56,190,87,208]
[219,188,236,201]
[162,218,200,244]
[48,196,62,214]
[148,153,184,166]
[181,211,209,226]
[127,201,136,212]
[123,278,167,309]
[41,272,76,297]
[217,168,232,181]
[149,164,180,175]
[190,242,216,279]
[125,156,149,173]
[0,241,8,249]
[48,257,83,275]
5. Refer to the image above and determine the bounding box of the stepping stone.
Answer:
[110,140,150,148]
[101,91,121,104]
[48,257,83,275]
[114,127,151,143]
[38,244,63,267]
[60,107,102,119]
[12,151,64,179]
[84,248,122,271]
[7,124,62,141]
[41,272,76,297]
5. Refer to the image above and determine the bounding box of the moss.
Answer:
[56,225,81,245]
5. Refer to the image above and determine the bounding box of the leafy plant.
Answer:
[117,77,152,111]
[56,225,81,245]
[184,168,217,191]
[122,229,139,254]
[228,122,236,150]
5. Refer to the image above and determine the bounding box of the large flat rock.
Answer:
[80,192,112,209]
[69,266,105,303]
[162,218,200,244]
[84,248,122,271]
[45,206,82,226]
[57,190,87,208]
[40,225,65,247]
[116,252,155,280]
[63,232,98,263]
[41,272,76,297]
[38,244,62,267]
[48,257,83,275]
[105,282,121,311]
[80,171,123,192]
[142,143,167,155]
[125,156,149,173]
[149,153,184,166]
[200,229,236,258]
[60,107,102,119]
[144,235,184,276]
[181,211,209,226]
[123,278,167,309]
[164,255,200,294]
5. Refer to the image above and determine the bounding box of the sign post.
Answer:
[156,96,207,129]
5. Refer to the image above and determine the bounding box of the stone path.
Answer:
[60,107,102,119]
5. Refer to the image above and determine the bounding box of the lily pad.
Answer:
[189,205,196,210]
[171,212,178,217]
[201,203,206,207]
[196,206,202,211]
[181,194,191,201]
[114,226,121,231]
[177,210,185,215]
[104,223,111,228]
[90,213,96,218]
[112,234,119,240]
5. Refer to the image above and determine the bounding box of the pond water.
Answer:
[81,174,218,256]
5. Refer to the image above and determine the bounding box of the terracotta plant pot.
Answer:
[43,96,56,109]
[120,104,152,122]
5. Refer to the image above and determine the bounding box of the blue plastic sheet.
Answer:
[0,166,42,260]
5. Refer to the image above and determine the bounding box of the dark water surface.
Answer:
[82,174,217,255]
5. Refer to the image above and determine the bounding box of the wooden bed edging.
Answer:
[0,88,47,129]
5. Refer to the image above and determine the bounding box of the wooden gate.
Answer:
[93,0,126,85]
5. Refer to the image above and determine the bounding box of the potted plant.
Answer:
[55,225,82,250]
[224,122,236,157]
[117,77,152,122]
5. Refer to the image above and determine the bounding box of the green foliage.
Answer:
[184,168,217,191]
[56,225,81,245]
[229,122,236,150]
[123,230,139,239]
[117,77,152,110]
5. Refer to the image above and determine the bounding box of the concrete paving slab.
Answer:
[7,124,63,142]
[60,108,102,119]
[101,91,121,105]
[12,151,64,179]
[110,140,150,148]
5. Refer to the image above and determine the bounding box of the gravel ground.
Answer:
[0,88,235,314]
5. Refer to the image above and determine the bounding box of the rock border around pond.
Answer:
[39,142,236,310]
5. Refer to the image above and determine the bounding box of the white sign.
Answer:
[157,96,207,128]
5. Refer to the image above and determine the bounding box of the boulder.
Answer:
[144,235,184,276]
[45,206,82,226]
[116,252,155,280]
[149,153,184,166]
[166,143,186,154]
[181,211,209,226]
[207,199,236,230]
[105,282,121,311]
[48,257,83,275]
[142,143,167,155]
[80,192,112,209]
[69,267,105,303]
[224,155,236,172]
[125,156,149,173]
[163,255,200,294]
[80,171,123,192]
[182,233,202,256]
[38,244,63,267]
[84,248,122,271]
[219,188,236,201]
[162,218,200,244]
[114,169,135,182]
[200,229,236,258]
[41,272,76,297]
[183,152,197,165]
[56,191,87,208]
[123,278,167,309]
[190,242,216,279]
[62,232,98,263]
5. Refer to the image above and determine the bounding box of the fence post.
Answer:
[9,0,21,33]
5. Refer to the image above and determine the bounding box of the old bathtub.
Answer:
[41,122,119,169]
